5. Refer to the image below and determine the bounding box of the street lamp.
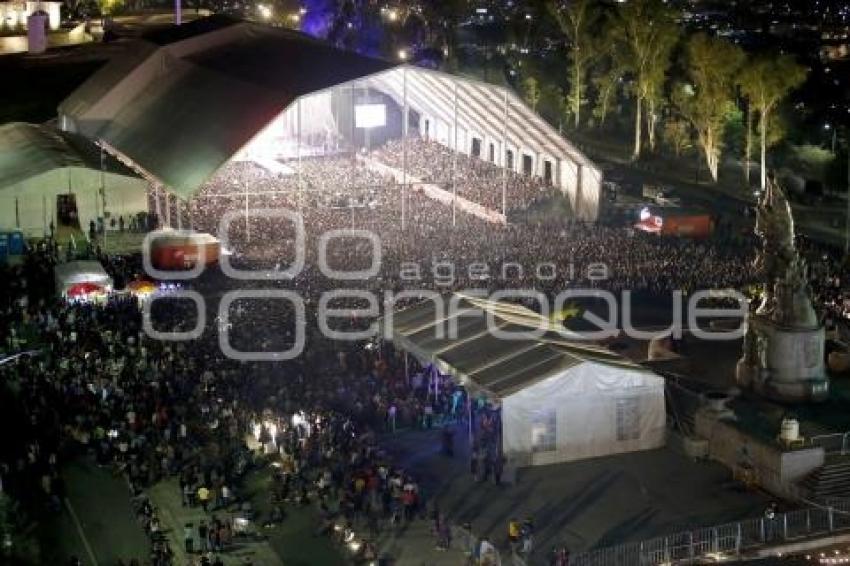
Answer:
[843,125,850,257]
[825,123,837,154]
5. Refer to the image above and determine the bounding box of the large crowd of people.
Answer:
[189,148,758,307]
[0,242,507,565]
[4,135,850,566]
[373,137,556,213]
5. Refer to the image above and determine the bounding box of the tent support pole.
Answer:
[244,192,250,242]
[404,351,410,387]
[154,186,162,226]
[297,98,302,211]
[502,90,508,218]
[402,68,408,231]
[164,191,171,228]
[452,82,458,228]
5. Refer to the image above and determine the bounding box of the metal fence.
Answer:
[570,501,850,566]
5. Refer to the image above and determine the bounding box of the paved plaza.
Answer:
[381,427,773,560]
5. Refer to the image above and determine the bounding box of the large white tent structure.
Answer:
[0,123,149,237]
[385,294,666,467]
[57,16,603,221]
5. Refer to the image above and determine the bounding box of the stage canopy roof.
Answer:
[384,293,651,400]
[58,16,600,213]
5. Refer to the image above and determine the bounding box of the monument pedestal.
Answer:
[736,315,828,403]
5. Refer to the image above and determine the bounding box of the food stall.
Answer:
[55,260,113,301]
[635,206,714,238]
[149,230,220,271]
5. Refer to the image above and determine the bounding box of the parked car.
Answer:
[654,189,682,207]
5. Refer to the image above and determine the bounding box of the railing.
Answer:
[809,432,850,456]
[570,501,850,565]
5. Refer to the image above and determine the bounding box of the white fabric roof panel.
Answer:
[352,65,597,172]
[59,17,393,198]
[386,293,659,400]
[54,260,113,290]
[0,122,150,237]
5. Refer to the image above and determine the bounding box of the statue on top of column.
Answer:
[752,179,817,328]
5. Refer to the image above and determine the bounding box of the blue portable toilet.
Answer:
[8,230,24,255]
[0,233,9,264]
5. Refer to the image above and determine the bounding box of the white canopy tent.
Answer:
[0,123,149,237]
[385,294,666,467]
[54,260,113,298]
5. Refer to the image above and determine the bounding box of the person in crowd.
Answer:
[441,425,454,457]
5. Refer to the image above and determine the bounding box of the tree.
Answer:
[738,54,808,190]
[547,0,598,129]
[539,83,566,128]
[743,100,755,185]
[673,33,745,182]
[663,118,693,156]
[589,26,629,129]
[590,66,623,128]
[522,76,542,112]
[644,69,667,153]
[606,0,680,160]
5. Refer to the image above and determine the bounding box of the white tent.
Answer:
[0,123,149,237]
[386,293,666,467]
[54,260,113,298]
[501,356,666,466]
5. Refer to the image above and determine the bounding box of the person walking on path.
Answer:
[493,453,504,485]
[508,518,521,555]
[520,517,534,558]
[459,522,478,565]
[479,536,501,566]
[437,513,452,550]
[387,404,397,433]
[198,520,209,553]
[198,485,211,512]
[184,522,194,554]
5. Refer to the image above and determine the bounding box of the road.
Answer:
[40,459,150,566]
[596,151,847,248]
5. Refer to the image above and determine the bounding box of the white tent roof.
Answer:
[0,122,150,236]
[54,260,112,289]
[364,66,596,171]
[58,15,600,214]
[386,293,662,400]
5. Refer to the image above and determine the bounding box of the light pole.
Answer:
[845,126,850,256]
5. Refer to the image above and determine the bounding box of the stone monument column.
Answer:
[736,180,828,402]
